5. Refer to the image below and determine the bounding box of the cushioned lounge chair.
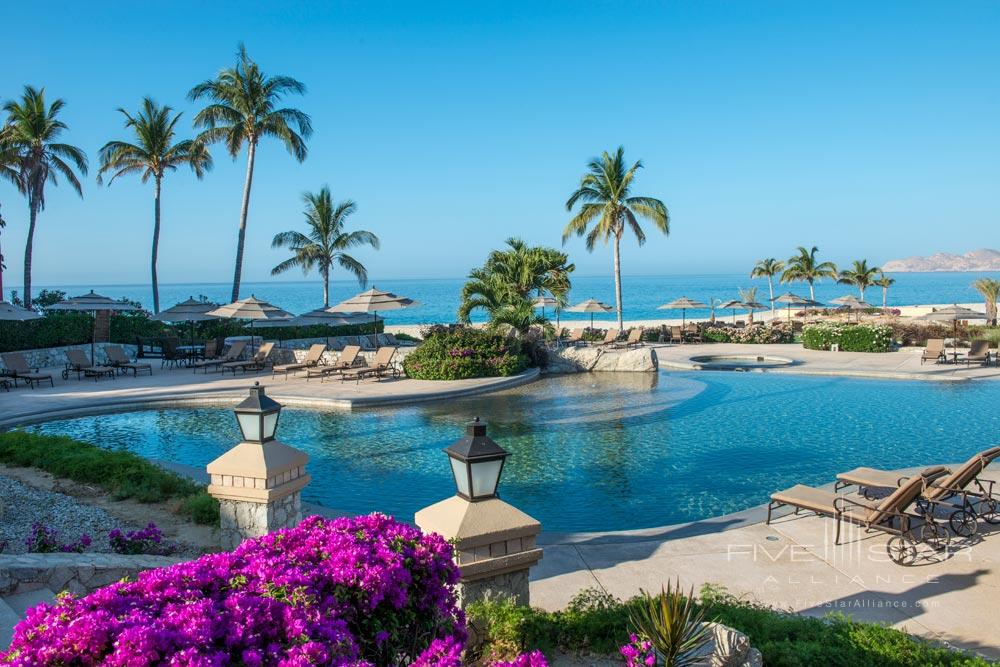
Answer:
[767,467,950,563]
[595,328,620,347]
[0,352,54,389]
[105,345,153,376]
[921,339,946,364]
[63,349,116,381]
[192,340,248,373]
[306,345,361,381]
[561,329,585,348]
[964,340,991,366]
[272,344,327,380]
[669,326,684,344]
[613,328,644,349]
[339,347,398,384]
[223,342,275,375]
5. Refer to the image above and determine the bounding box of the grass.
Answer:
[467,587,996,667]
[0,430,219,525]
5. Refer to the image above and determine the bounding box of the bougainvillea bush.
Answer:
[2,514,466,666]
[403,328,529,380]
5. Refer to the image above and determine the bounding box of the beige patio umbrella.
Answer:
[771,292,811,323]
[48,290,138,359]
[718,299,744,325]
[566,298,614,329]
[152,297,221,349]
[917,305,987,358]
[206,295,294,354]
[256,308,379,347]
[657,297,708,330]
[531,294,560,330]
[328,287,418,335]
[0,300,43,322]
[830,295,871,323]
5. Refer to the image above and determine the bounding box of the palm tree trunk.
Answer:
[859,285,864,301]
[322,266,329,308]
[151,176,162,314]
[232,141,257,302]
[808,280,815,301]
[23,196,38,309]
[768,276,775,315]
[612,233,623,329]
[882,286,887,309]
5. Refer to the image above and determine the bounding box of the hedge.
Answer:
[802,323,893,353]
[403,328,529,380]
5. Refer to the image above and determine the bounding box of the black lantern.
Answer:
[233,382,281,443]
[444,417,508,501]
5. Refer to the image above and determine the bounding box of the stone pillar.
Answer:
[206,440,310,550]
[94,310,111,343]
[415,496,542,607]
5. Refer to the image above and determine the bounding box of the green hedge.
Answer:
[802,323,893,352]
[402,328,529,380]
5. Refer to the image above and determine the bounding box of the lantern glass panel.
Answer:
[263,412,279,441]
[470,458,503,498]
[236,412,261,442]
[449,457,470,497]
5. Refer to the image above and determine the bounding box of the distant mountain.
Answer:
[882,249,1000,272]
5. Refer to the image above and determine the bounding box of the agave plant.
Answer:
[628,580,712,667]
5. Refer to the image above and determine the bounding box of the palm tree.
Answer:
[780,246,837,301]
[874,272,895,309]
[564,146,668,329]
[750,258,784,315]
[0,127,23,299]
[837,259,881,301]
[271,187,379,307]
[2,86,87,308]
[97,98,212,313]
[189,44,312,302]
[972,277,1000,325]
[738,286,759,324]
[459,272,548,334]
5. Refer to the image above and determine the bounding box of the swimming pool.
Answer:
[28,372,1000,532]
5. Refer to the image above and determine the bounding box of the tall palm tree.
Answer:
[837,259,880,301]
[271,187,379,307]
[750,258,784,315]
[564,146,668,329]
[189,44,312,301]
[874,272,895,309]
[97,98,212,313]
[972,277,1000,325]
[2,86,87,308]
[0,127,23,299]
[738,286,759,324]
[780,246,837,301]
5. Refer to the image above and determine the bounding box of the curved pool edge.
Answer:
[667,355,972,383]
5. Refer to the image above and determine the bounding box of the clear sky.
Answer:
[1,1,998,289]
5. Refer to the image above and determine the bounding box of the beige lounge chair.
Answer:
[223,342,275,375]
[63,349,116,381]
[964,340,991,366]
[561,328,585,347]
[340,347,399,384]
[921,338,946,364]
[614,328,644,349]
[105,345,153,376]
[192,340,248,373]
[306,345,361,381]
[596,328,620,347]
[767,467,950,563]
[1,352,54,389]
[272,344,327,380]
[669,326,684,344]
[684,323,703,343]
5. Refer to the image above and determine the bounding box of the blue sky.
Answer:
[1,1,998,289]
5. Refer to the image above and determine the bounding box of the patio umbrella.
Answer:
[151,297,221,350]
[531,294,560,331]
[830,295,871,323]
[771,292,810,323]
[206,295,294,355]
[257,309,380,347]
[718,299,744,325]
[917,305,987,359]
[566,298,614,329]
[48,290,138,360]
[0,300,43,322]
[741,300,768,324]
[328,287,418,335]
[657,297,708,330]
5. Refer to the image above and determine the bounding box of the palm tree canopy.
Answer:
[563,146,669,248]
[781,246,838,284]
[751,258,785,278]
[875,272,895,289]
[837,259,881,289]
[271,186,379,284]
[2,85,88,208]
[188,44,312,160]
[97,98,212,185]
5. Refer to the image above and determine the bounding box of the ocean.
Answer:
[7,272,999,325]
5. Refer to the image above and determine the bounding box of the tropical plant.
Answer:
[837,259,881,301]
[402,327,530,380]
[564,146,668,329]
[750,258,785,314]
[627,580,712,667]
[875,272,895,309]
[972,277,1000,325]
[97,98,212,313]
[780,246,837,301]
[0,127,22,298]
[2,86,88,308]
[271,187,379,307]
[189,44,312,302]
[738,286,759,324]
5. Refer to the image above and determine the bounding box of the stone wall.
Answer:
[218,494,301,550]
[0,552,185,597]
[0,343,139,371]
[545,346,658,374]
[458,568,530,607]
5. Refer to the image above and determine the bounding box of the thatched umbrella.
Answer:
[771,292,810,323]
[206,296,294,354]
[830,295,871,323]
[0,301,43,322]
[718,299,744,325]
[566,298,614,329]
[328,287,417,335]
[48,291,138,360]
[657,297,708,330]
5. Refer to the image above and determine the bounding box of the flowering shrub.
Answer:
[108,522,177,556]
[620,633,656,667]
[802,323,893,352]
[705,322,793,344]
[492,650,550,667]
[404,328,530,380]
[3,514,465,666]
[25,523,92,554]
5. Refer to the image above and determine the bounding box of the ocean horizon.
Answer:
[7,271,998,326]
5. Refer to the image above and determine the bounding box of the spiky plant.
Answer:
[780,246,837,301]
[874,272,895,309]
[837,259,881,301]
[628,580,713,667]
[751,258,784,314]
[738,286,759,324]
[972,277,1000,325]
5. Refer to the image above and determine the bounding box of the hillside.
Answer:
[882,248,1000,272]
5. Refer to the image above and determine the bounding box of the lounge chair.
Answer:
[669,326,684,344]
[613,328,644,349]
[596,328,620,347]
[63,349,116,381]
[160,339,188,369]
[920,338,946,365]
[272,344,327,380]
[561,329,585,348]
[104,345,153,376]
[306,345,362,381]
[222,342,275,375]
[684,323,703,343]
[339,347,399,384]
[964,340,991,366]
[767,467,950,563]
[0,352,54,389]
[192,340,248,373]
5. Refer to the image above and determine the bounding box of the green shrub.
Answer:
[802,323,893,352]
[701,327,731,343]
[0,431,218,525]
[403,327,530,380]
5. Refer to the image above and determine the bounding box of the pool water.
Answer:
[691,355,793,369]
[29,372,1000,532]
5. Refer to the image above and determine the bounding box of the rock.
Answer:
[687,622,762,667]
[591,348,657,373]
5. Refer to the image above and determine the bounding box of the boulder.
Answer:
[591,347,658,373]
[689,622,763,667]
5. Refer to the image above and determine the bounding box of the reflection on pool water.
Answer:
[30,372,1000,532]
[690,355,793,370]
